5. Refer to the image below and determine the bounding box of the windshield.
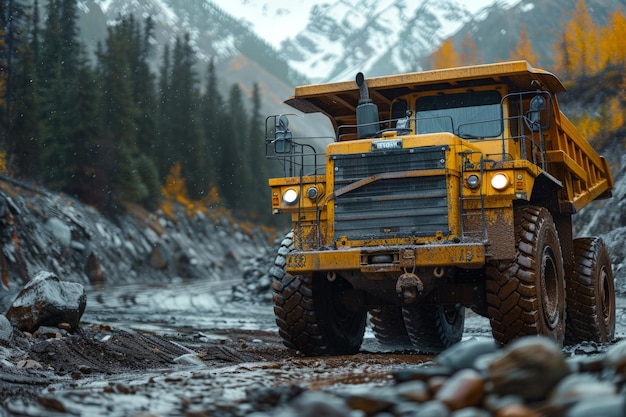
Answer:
[415,90,503,138]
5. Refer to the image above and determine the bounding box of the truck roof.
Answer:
[285,61,565,126]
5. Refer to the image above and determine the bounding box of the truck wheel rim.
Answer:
[600,265,614,327]
[541,247,560,329]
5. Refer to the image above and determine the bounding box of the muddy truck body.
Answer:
[266,61,615,355]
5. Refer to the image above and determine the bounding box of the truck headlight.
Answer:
[283,188,299,205]
[491,173,509,190]
[466,174,480,189]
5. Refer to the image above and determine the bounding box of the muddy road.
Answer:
[2,278,626,416]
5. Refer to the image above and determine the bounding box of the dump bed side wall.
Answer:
[547,105,613,212]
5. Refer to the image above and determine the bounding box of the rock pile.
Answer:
[232,234,283,304]
[248,337,626,417]
[0,180,271,311]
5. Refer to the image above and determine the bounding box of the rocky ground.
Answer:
[0,160,626,416]
[0,269,624,417]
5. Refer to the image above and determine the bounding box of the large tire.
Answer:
[270,232,366,355]
[565,237,615,344]
[401,304,465,353]
[486,206,566,346]
[369,306,412,348]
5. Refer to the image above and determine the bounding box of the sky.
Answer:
[211,0,512,49]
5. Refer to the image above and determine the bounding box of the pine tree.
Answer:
[1,0,30,165]
[168,34,205,199]
[217,83,249,209]
[9,1,41,178]
[198,58,220,195]
[97,19,146,210]
[61,51,102,204]
[156,43,173,180]
[246,82,270,220]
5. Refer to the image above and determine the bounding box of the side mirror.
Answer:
[527,95,549,131]
[274,115,292,153]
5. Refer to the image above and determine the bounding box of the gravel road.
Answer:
[1,278,625,416]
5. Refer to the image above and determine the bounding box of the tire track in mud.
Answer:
[27,327,194,375]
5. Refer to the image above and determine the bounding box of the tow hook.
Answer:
[396,272,424,304]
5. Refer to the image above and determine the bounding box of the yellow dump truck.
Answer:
[266,61,615,355]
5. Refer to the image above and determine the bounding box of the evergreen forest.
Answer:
[0,0,273,225]
[1,0,625,228]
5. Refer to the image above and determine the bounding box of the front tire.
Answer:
[565,237,615,344]
[270,232,366,355]
[486,206,566,346]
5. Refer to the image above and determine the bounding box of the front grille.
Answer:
[333,146,448,240]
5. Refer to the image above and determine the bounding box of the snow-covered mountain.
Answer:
[207,0,519,83]
[270,0,515,82]
[80,0,626,87]
[82,0,519,84]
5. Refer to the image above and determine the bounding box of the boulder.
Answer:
[5,271,86,332]
[0,314,12,346]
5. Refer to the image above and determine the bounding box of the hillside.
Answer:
[0,177,273,310]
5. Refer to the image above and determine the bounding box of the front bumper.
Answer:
[286,242,486,274]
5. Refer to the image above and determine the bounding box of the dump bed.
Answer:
[285,61,613,213]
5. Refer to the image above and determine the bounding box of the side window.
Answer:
[391,99,408,121]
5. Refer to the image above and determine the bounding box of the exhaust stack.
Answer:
[355,72,379,139]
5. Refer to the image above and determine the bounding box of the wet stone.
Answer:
[435,369,485,411]
[0,314,12,346]
[6,271,87,332]
[395,379,432,403]
[17,359,43,369]
[603,339,626,375]
[35,326,64,339]
[415,400,451,417]
[37,396,66,413]
[494,403,538,417]
[394,366,454,383]
[565,394,626,417]
[246,385,305,410]
[345,388,397,414]
[487,336,569,401]
[436,339,498,372]
[483,394,525,414]
[549,373,616,405]
[451,407,492,417]
[392,401,424,416]
[277,391,352,417]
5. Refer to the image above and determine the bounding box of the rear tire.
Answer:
[270,232,366,355]
[402,304,465,353]
[565,237,615,344]
[486,206,566,346]
[369,306,412,348]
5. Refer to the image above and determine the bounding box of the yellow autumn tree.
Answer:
[161,162,210,220]
[609,97,624,132]
[431,38,458,70]
[600,10,626,69]
[510,24,538,65]
[555,0,600,78]
[574,113,601,139]
[459,33,480,66]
